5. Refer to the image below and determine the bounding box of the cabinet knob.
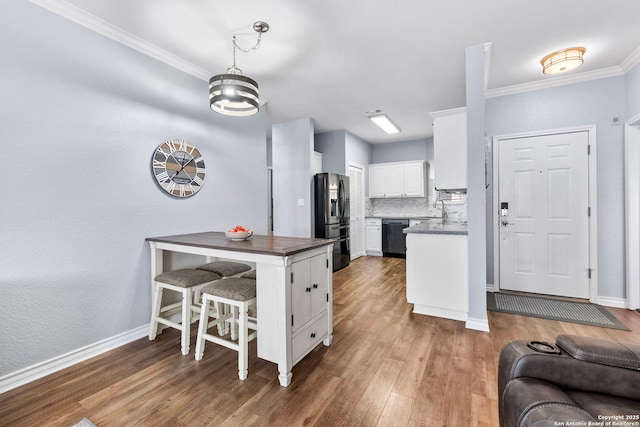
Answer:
[306,287,311,292]
[311,332,316,338]
[313,283,318,289]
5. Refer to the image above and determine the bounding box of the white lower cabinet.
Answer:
[365,217,382,256]
[291,252,331,363]
[406,232,468,321]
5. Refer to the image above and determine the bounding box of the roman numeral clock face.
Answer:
[152,139,205,198]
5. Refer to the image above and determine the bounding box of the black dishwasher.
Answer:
[382,218,409,257]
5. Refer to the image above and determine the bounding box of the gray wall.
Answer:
[0,1,268,377]
[371,138,432,163]
[627,64,640,118]
[485,76,627,299]
[272,118,315,237]
[465,45,488,325]
[314,130,346,174]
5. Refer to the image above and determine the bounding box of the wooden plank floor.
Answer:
[1,256,639,426]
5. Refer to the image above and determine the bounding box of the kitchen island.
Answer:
[403,221,468,321]
[146,231,334,387]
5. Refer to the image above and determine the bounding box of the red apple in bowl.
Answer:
[225,225,253,240]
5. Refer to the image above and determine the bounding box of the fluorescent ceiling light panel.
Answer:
[368,113,401,134]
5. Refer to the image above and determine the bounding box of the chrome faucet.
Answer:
[434,198,446,222]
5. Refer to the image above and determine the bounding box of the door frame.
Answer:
[348,161,366,259]
[625,113,640,310]
[492,125,598,302]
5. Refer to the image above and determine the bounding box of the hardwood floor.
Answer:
[1,256,639,426]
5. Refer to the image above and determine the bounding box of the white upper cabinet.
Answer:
[430,107,467,191]
[368,161,425,198]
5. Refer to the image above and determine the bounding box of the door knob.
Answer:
[500,218,515,227]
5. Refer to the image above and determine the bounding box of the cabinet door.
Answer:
[369,164,403,197]
[402,162,425,197]
[310,254,328,319]
[291,258,311,330]
[433,109,467,190]
[365,225,382,253]
[368,165,384,198]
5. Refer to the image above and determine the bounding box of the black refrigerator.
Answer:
[314,173,350,271]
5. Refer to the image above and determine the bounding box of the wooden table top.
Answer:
[146,231,333,256]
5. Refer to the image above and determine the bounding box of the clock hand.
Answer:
[170,157,195,179]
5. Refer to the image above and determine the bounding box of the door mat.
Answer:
[487,292,630,331]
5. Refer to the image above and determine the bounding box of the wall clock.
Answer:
[152,139,205,198]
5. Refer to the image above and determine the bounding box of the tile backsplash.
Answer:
[365,196,467,222]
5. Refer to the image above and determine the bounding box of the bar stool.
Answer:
[241,270,256,280]
[195,277,257,380]
[196,261,251,278]
[149,269,221,355]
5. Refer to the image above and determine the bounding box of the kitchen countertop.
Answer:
[146,231,333,256]
[366,216,443,220]
[403,220,468,235]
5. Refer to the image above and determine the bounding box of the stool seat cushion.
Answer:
[202,278,256,301]
[241,270,256,280]
[154,269,221,288]
[196,261,251,277]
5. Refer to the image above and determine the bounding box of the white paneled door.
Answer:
[348,163,365,260]
[499,131,590,298]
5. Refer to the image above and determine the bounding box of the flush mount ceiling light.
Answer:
[540,46,586,75]
[366,110,401,134]
[209,21,269,117]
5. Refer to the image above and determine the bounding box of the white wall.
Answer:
[0,1,268,377]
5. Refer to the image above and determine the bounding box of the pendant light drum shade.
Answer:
[209,72,259,117]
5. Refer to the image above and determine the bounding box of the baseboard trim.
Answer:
[595,296,627,309]
[466,317,490,332]
[0,324,148,395]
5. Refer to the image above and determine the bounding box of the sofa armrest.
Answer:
[556,334,640,370]
[499,339,640,402]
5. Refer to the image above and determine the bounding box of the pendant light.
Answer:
[209,21,269,117]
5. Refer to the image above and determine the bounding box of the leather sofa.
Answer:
[498,334,640,427]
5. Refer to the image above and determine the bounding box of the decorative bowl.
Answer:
[225,230,253,241]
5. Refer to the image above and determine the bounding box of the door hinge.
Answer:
[587,144,591,155]
[290,272,294,283]
[588,207,591,217]
[587,268,592,279]
[326,293,329,302]
[291,315,294,326]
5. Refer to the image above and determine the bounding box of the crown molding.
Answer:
[30,0,640,98]
[485,66,625,99]
[30,0,211,81]
[486,45,640,99]
[621,45,640,73]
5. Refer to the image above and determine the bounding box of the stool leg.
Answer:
[195,297,210,361]
[214,301,225,335]
[230,305,239,341]
[149,283,163,340]
[238,302,249,380]
[181,288,191,355]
